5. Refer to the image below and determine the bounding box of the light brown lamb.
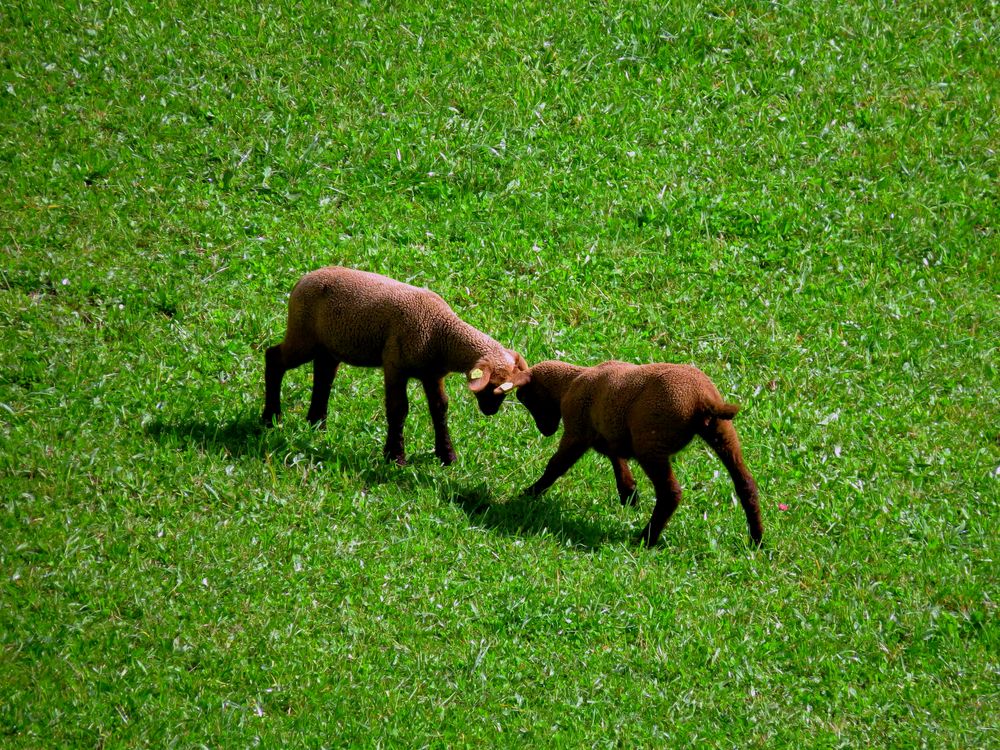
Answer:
[262,267,528,465]
[512,360,763,546]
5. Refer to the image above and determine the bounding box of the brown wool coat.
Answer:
[516,360,763,546]
[263,267,527,465]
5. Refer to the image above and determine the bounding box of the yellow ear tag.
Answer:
[469,368,484,380]
[498,381,514,392]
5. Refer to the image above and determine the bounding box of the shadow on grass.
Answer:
[145,416,651,550]
[145,413,271,456]
[447,482,615,551]
[143,413,433,489]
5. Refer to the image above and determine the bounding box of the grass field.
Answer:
[2,0,998,746]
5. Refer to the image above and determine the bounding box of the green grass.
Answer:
[2,0,997,745]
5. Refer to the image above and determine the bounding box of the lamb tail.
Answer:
[706,401,740,420]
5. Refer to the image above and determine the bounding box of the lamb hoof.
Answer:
[436,447,457,465]
[383,450,407,467]
[620,491,640,507]
[261,411,280,427]
[632,529,658,547]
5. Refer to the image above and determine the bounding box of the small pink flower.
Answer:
[778,503,790,511]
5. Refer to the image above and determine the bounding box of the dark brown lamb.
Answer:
[262,266,528,465]
[513,360,763,546]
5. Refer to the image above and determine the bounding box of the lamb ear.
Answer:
[514,352,529,371]
[467,365,492,392]
[492,368,532,395]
